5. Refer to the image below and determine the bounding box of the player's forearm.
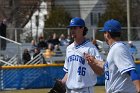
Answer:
[94,59,104,68]
[84,53,104,75]
[133,80,140,93]
[88,59,104,75]
[62,73,68,84]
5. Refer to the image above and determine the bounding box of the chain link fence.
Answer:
[3,27,140,62]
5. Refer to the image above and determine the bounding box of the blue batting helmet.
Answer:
[67,17,85,28]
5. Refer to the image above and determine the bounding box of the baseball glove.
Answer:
[48,79,66,93]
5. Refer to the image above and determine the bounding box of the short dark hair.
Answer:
[108,32,121,38]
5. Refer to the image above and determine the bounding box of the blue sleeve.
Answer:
[128,70,140,81]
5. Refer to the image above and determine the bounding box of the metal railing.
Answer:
[0,59,14,66]
[96,39,107,53]
[25,52,44,65]
[0,36,22,66]
[0,36,21,45]
[3,55,17,66]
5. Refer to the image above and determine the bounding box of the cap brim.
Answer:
[66,25,76,28]
[99,29,106,32]
[67,26,71,28]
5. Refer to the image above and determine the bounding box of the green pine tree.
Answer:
[96,0,127,40]
[44,6,71,38]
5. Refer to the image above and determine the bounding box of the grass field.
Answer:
[0,86,105,93]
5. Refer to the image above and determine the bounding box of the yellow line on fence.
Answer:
[135,60,140,64]
[1,60,140,69]
[0,63,64,69]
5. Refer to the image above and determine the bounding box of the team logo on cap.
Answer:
[71,20,74,25]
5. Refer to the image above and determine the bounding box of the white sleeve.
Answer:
[63,57,68,73]
[114,46,135,74]
[63,49,68,73]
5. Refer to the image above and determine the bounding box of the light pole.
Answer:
[127,0,131,41]
[36,15,39,42]
[36,7,40,42]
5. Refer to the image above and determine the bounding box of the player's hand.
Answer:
[61,73,68,85]
[133,80,140,93]
[84,53,104,75]
[84,53,97,65]
[59,79,65,85]
[137,80,140,93]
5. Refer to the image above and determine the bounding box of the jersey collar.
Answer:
[74,39,90,49]
[110,41,124,49]
[110,42,117,48]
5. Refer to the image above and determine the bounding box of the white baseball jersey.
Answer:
[104,42,137,93]
[63,39,102,89]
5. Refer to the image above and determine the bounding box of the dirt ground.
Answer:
[0,86,105,93]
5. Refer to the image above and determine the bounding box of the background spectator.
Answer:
[30,39,38,53]
[59,34,69,46]
[128,41,137,60]
[92,39,100,50]
[46,35,53,44]
[53,44,63,56]
[33,48,40,58]
[32,48,41,63]
[37,36,47,50]
[22,48,31,64]
[43,43,54,59]
[51,33,60,46]
[66,35,73,45]
[0,19,7,50]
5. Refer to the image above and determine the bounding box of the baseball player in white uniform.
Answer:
[85,19,140,93]
[61,17,103,93]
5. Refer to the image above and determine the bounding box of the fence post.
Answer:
[15,29,17,42]
[0,69,4,90]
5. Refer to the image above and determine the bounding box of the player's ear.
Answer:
[79,26,85,29]
[109,33,113,39]
[106,32,111,39]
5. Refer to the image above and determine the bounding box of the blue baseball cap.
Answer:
[100,19,121,32]
[67,17,85,28]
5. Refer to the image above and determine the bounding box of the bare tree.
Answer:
[0,0,42,40]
